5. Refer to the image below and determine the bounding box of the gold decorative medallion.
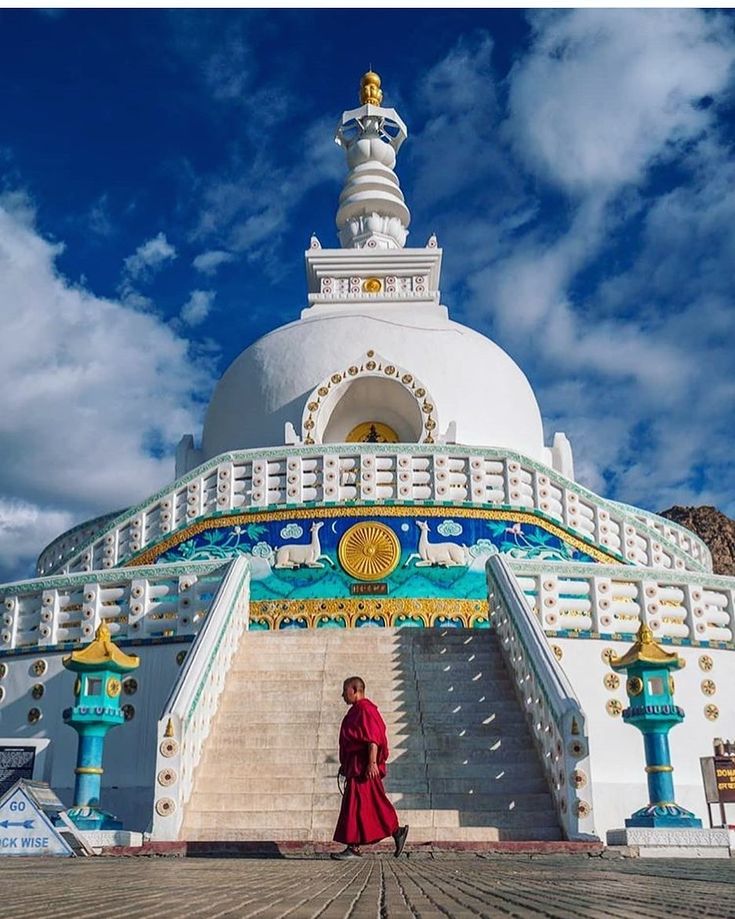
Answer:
[627,676,644,696]
[0,663,7,679]
[338,522,400,581]
[606,699,623,717]
[551,644,563,661]
[106,677,121,698]
[362,277,382,294]
[601,648,615,665]
[122,704,135,721]
[699,654,714,672]
[155,797,176,816]
[705,704,719,721]
[346,421,399,444]
[576,800,591,818]
[571,769,587,789]
[603,673,620,691]
[31,659,47,677]
[27,708,41,724]
[701,679,716,697]
[157,768,177,787]
[31,684,44,700]
[160,738,179,758]
[123,678,138,695]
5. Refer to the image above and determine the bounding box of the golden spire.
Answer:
[360,70,383,106]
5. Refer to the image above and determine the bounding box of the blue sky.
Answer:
[1,8,735,579]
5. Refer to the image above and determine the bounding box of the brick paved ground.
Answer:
[1,854,734,918]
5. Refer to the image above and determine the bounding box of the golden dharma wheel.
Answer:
[338,521,400,581]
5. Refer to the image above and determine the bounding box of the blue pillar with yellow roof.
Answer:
[62,622,140,830]
[610,623,701,828]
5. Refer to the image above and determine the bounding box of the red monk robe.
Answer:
[333,697,400,846]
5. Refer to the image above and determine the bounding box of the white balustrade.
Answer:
[37,446,711,578]
[151,556,250,841]
[487,555,597,841]
[508,559,735,645]
[0,562,229,653]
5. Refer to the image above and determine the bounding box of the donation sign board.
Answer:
[0,746,35,798]
[714,756,735,803]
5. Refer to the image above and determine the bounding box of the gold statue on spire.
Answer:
[360,70,383,106]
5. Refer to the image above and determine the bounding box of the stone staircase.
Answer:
[182,627,562,843]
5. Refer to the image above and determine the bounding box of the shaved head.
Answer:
[343,676,365,693]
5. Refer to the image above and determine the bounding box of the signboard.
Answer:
[350,583,388,595]
[0,780,73,856]
[714,756,735,803]
[0,746,35,798]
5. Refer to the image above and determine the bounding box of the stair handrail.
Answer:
[487,554,598,840]
[150,555,250,841]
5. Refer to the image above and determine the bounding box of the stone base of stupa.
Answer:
[606,826,730,858]
[79,829,144,853]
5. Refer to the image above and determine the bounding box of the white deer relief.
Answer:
[274,521,333,569]
[403,520,468,568]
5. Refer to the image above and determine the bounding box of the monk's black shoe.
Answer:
[393,825,409,857]
[331,847,362,860]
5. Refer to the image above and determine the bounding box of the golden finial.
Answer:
[360,70,383,106]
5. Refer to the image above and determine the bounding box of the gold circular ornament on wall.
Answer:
[338,522,400,581]
[160,738,179,758]
[699,654,714,672]
[157,768,177,787]
[551,644,563,661]
[0,663,6,679]
[123,678,138,696]
[576,800,591,818]
[176,650,187,666]
[346,421,399,444]
[155,797,176,817]
[31,659,47,677]
[606,699,623,717]
[627,676,644,696]
[31,684,44,700]
[701,679,716,696]
[362,277,382,294]
[27,708,42,724]
[601,648,615,665]
[122,704,135,721]
[603,673,620,691]
[705,704,720,721]
[106,678,121,698]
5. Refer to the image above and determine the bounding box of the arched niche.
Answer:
[301,350,438,445]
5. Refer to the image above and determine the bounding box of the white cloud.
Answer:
[0,500,75,581]
[123,231,177,281]
[506,9,734,195]
[0,198,215,581]
[192,249,234,275]
[414,12,735,517]
[180,289,215,326]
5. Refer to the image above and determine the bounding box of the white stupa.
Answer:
[0,71,731,856]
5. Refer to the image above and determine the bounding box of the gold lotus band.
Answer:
[645,765,674,774]
[75,766,104,775]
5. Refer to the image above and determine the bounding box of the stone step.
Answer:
[182,824,562,843]
[192,771,549,796]
[188,790,555,814]
[186,805,558,832]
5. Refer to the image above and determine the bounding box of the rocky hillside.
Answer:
[659,506,735,576]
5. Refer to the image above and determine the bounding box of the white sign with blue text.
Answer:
[0,783,73,856]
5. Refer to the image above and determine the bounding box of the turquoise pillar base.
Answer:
[66,805,122,831]
[626,803,702,829]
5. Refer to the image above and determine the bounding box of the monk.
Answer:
[331,675,409,860]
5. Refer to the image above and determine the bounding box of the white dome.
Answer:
[201,307,545,461]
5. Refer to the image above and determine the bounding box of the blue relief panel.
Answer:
[155,514,601,605]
